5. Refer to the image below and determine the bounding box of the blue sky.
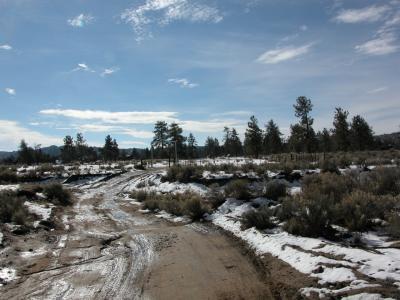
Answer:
[0,0,399,151]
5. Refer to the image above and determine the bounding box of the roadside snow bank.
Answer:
[0,267,18,286]
[24,201,53,222]
[0,184,19,192]
[209,199,400,295]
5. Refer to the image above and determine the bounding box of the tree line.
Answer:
[151,96,377,159]
[5,96,387,164]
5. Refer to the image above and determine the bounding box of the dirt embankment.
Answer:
[0,172,313,300]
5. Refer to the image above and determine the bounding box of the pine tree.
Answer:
[230,128,243,157]
[264,119,283,154]
[75,133,88,161]
[102,135,119,161]
[18,140,34,164]
[333,107,350,151]
[61,135,75,163]
[244,116,263,158]
[288,124,305,153]
[204,137,220,158]
[168,122,186,160]
[317,128,332,152]
[350,115,374,151]
[292,96,317,152]
[152,121,169,154]
[186,133,197,159]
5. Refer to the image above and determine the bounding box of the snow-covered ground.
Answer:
[208,199,400,298]
[123,173,209,196]
[0,184,20,191]
[0,267,18,286]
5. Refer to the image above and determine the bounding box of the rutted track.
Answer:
[0,171,284,299]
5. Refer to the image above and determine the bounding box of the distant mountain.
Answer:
[0,145,62,160]
[0,145,146,161]
[375,132,400,149]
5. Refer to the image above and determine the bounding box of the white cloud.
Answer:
[121,0,223,42]
[101,67,119,77]
[0,120,60,151]
[120,140,148,147]
[72,63,95,73]
[40,109,178,124]
[368,86,388,94]
[74,124,153,138]
[68,14,94,27]
[168,78,198,88]
[355,32,399,55]
[0,44,12,50]
[300,25,308,31]
[4,88,16,95]
[257,43,313,64]
[211,111,252,117]
[121,128,153,138]
[180,119,244,133]
[334,5,390,23]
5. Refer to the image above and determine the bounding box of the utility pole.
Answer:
[150,146,154,168]
[174,140,178,165]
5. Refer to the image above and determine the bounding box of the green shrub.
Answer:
[320,159,339,173]
[162,165,203,183]
[388,213,400,238]
[162,196,184,216]
[283,191,335,238]
[143,197,162,211]
[0,168,18,183]
[0,192,29,225]
[241,207,275,230]
[224,179,252,200]
[276,197,298,221]
[359,167,400,196]
[264,180,287,201]
[338,190,374,232]
[302,172,354,203]
[43,183,72,206]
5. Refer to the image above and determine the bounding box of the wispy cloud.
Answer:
[74,124,153,138]
[100,67,119,77]
[0,44,12,50]
[368,86,388,94]
[4,88,16,95]
[0,120,60,151]
[120,140,148,147]
[121,0,223,42]
[40,109,178,124]
[355,32,399,56]
[256,43,313,64]
[168,78,198,88]
[72,63,95,73]
[68,14,94,27]
[211,111,252,117]
[334,5,390,23]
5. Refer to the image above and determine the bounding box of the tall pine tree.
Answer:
[350,115,374,151]
[264,119,283,154]
[333,107,350,151]
[244,116,263,158]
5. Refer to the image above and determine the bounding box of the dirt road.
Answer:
[0,172,307,299]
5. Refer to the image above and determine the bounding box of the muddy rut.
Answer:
[0,172,285,299]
